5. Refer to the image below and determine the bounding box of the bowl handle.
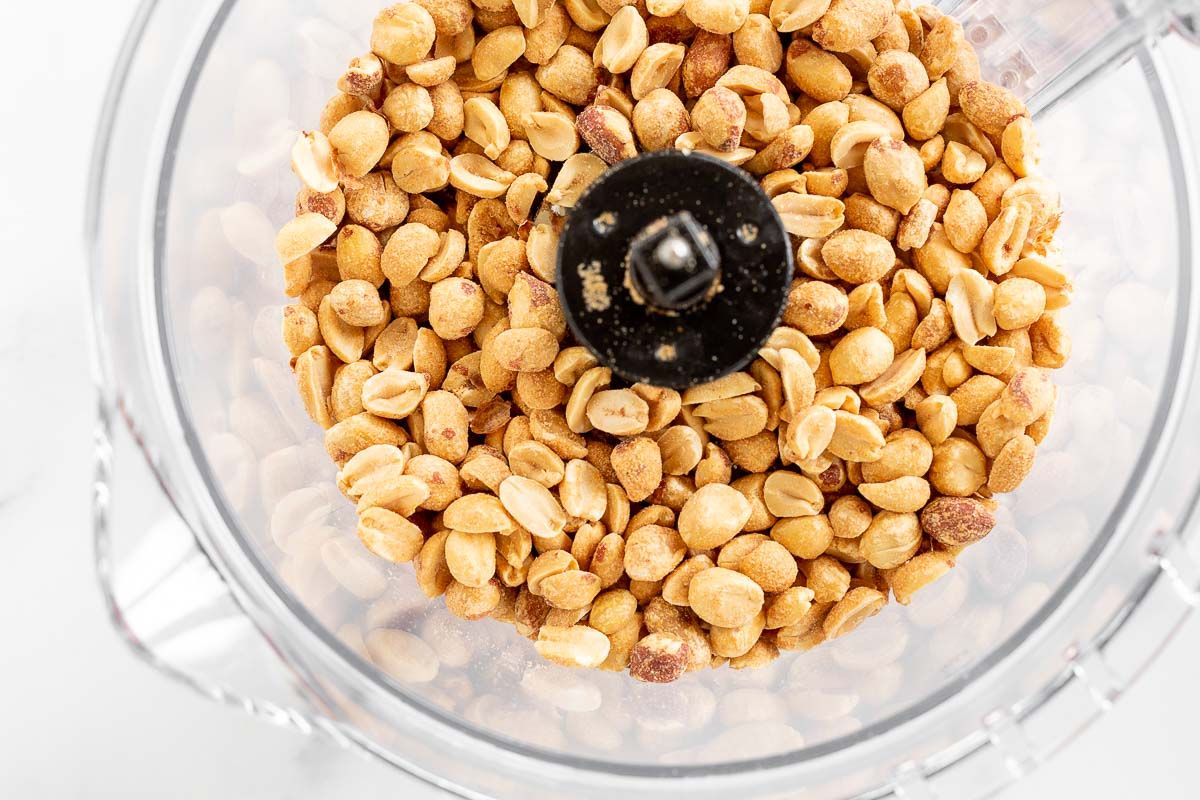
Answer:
[92,407,347,743]
[939,0,1200,114]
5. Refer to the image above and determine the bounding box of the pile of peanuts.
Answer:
[276,0,1070,683]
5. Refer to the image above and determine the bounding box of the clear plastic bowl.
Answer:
[88,1,1200,797]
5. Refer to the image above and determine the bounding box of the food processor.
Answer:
[87,0,1200,797]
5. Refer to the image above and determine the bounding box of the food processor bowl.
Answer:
[88,0,1200,797]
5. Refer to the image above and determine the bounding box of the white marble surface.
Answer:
[2,3,1200,797]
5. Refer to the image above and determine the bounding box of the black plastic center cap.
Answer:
[627,211,721,312]
[556,150,794,390]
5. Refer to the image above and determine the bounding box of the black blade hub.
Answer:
[556,150,794,390]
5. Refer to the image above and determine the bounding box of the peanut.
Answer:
[679,483,754,549]
[688,567,765,627]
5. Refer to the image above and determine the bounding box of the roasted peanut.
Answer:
[784,280,848,335]
[622,524,685,582]
[863,136,926,213]
[812,0,893,52]
[786,40,852,103]
[576,104,639,164]
[688,567,765,627]
[684,0,751,34]
[868,50,929,111]
[372,4,438,67]
[594,6,649,73]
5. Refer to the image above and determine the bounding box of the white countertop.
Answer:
[2,3,1199,797]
